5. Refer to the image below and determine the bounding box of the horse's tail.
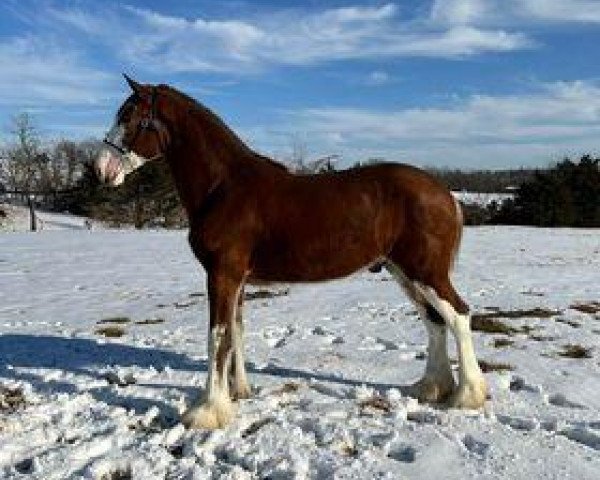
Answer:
[450,196,464,274]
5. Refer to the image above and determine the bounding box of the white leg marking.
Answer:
[415,283,487,409]
[386,263,455,402]
[230,284,251,399]
[182,325,236,429]
[413,307,456,402]
[231,313,251,399]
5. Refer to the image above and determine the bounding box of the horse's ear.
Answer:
[123,73,141,93]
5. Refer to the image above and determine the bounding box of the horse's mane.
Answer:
[158,85,288,172]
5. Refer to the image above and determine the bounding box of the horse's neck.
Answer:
[165,107,250,217]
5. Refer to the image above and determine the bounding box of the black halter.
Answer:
[103,87,167,161]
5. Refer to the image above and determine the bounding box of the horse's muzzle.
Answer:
[95,149,125,186]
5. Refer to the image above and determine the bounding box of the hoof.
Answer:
[446,379,487,409]
[409,375,456,403]
[181,399,236,430]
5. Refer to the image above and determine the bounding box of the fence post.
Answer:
[28,194,37,231]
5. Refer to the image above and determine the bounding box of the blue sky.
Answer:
[0,0,599,169]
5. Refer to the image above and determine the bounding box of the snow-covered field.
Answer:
[0,204,97,233]
[1,227,599,479]
[451,192,514,207]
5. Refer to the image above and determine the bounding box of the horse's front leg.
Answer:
[182,269,242,429]
[231,289,252,399]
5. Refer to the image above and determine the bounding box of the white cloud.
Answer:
[274,81,600,168]
[431,0,600,25]
[0,37,114,107]
[49,3,532,74]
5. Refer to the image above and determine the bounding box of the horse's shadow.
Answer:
[0,334,412,420]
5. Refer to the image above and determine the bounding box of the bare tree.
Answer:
[0,113,42,193]
[284,133,339,173]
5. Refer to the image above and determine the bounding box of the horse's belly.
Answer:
[250,233,384,282]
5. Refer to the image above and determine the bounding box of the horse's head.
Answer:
[95,75,170,186]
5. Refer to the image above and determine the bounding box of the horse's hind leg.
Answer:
[387,264,455,403]
[230,289,252,400]
[416,279,487,409]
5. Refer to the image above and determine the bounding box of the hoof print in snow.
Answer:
[546,393,586,409]
[406,410,441,424]
[312,326,332,336]
[559,427,600,451]
[462,434,491,457]
[388,444,417,463]
[497,414,539,431]
[167,443,185,459]
[241,417,275,438]
[14,457,34,474]
[375,337,399,351]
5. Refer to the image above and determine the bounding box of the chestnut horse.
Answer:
[95,76,486,429]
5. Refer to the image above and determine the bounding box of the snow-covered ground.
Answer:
[0,227,599,479]
[0,203,97,233]
[451,191,514,207]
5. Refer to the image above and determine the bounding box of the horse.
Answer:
[94,75,487,429]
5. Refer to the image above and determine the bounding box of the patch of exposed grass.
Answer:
[174,300,197,309]
[471,317,519,335]
[555,317,581,328]
[558,344,592,359]
[359,396,393,413]
[521,290,545,297]
[95,326,126,338]
[570,301,600,315]
[492,338,515,348]
[473,307,561,321]
[472,307,559,336]
[529,334,557,342]
[478,359,515,373]
[245,289,289,301]
[100,467,132,480]
[272,382,301,395]
[0,385,27,413]
[134,318,165,325]
[96,316,131,325]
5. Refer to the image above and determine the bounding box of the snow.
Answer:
[1,226,599,479]
[0,203,96,232]
[452,192,513,207]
